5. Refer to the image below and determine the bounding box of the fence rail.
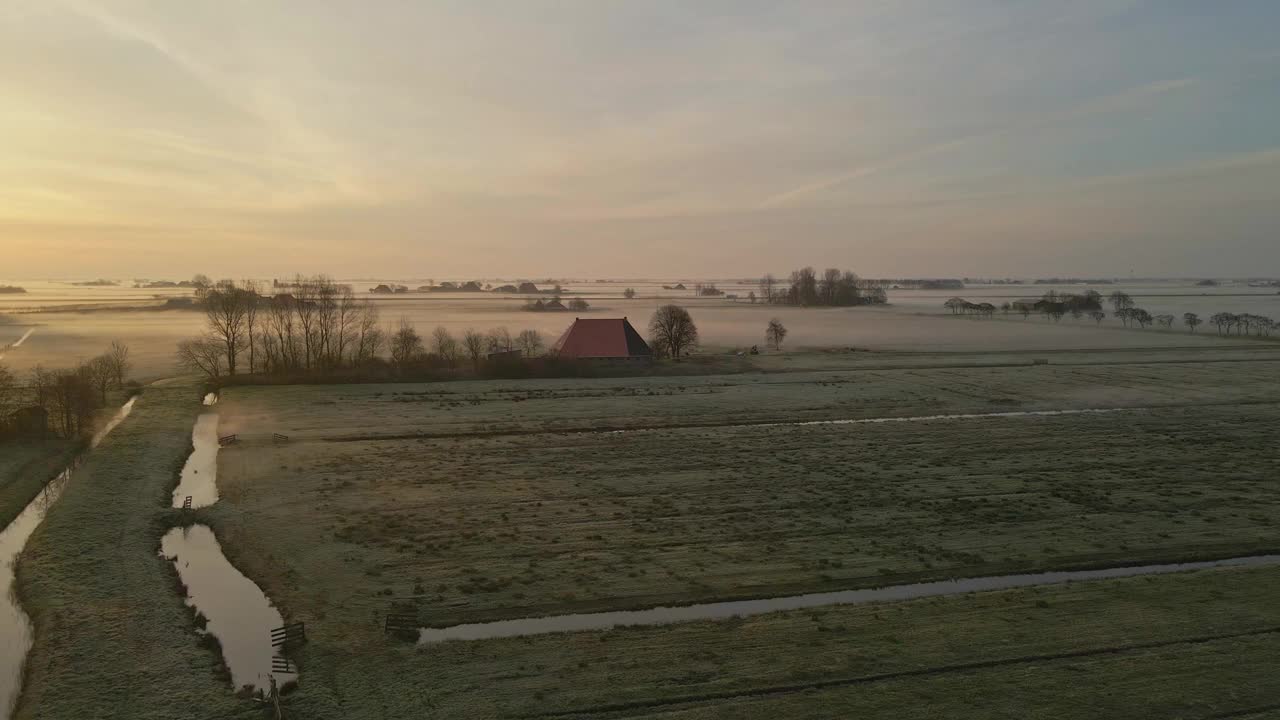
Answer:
[218,434,238,446]
[270,622,306,649]
[384,613,419,637]
[272,433,290,442]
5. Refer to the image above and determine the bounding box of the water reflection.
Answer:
[172,414,220,509]
[161,525,294,692]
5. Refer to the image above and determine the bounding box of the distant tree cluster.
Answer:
[949,288,1276,337]
[523,296,589,312]
[879,279,964,290]
[0,341,131,440]
[757,268,888,307]
[389,323,546,369]
[944,298,997,317]
[1208,312,1276,336]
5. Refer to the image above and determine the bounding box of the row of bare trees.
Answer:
[178,276,384,379]
[755,268,888,307]
[179,274,555,380]
[1209,312,1276,336]
[386,322,546,369]
[0,342,131,439]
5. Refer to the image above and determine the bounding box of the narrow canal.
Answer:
[0,397,136,718]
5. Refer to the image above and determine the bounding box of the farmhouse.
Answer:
[552,317,652,360]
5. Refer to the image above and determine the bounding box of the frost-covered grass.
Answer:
[215,356,1280,440]
[0,439,76,531]
[14,384,255,720]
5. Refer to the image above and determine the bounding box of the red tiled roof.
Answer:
[552,318,652,358]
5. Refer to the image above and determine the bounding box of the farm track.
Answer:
[524,627,1280,719]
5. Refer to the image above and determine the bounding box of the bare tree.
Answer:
[766,318,787,350]
[353,301,384,364]
[389,319,423,366]
[85,355,114,404]
[759,274,777,304]
[105,340,131,387]
[291,274,319,370]
[1183,312,1202,333]
[203,281,250,375]
[1089,310,1106,325]
[462,328,487,369]
[240,279,262,373]
[432,326,460,366]
[38,366,98,438]
[267,295,301,371]
[1210,312,1235,335]
[1109,291,1134,314]
[0,363,16,421]
[487,327,513,353]
[176,335,225,380]
[1131,308,1153,328]
[568,298,590,311]
[332,285,359,367]
[1155,314,1175,329]
[623,288,636,299]
[517,329,544,358]
[649,305,698,360]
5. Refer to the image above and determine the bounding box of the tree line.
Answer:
[942,289,1275,335]
[753,268,888,307]
[176,274,560,380]
[0,341,131,440]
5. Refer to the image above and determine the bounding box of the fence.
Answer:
[384,612,419,638]
[270,622,306,649]
[218,434,238,446]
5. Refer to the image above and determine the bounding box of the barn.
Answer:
[552,317,652,360]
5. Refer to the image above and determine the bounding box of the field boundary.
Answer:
[315,398,1280,444]
[525,626,1280,718]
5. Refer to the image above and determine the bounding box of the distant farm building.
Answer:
[552,318,652,360]
[487,349,523,364]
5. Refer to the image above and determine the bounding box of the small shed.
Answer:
[487,349,523,364]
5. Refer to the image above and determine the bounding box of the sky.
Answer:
[2,0,1279,280]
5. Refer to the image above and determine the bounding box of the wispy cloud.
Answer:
[2,1,1279,277]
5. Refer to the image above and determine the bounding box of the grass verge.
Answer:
[13,383,256,720]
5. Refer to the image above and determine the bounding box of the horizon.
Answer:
[4,2,1280,278]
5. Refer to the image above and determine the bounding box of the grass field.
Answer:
[14,383,254,720]
[215,355,1280,439]
[213,382,1280,631]
[0,440,77,532]
[280,564,1280,718]
[6,347,1277,717]
[197,351,1280,717]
